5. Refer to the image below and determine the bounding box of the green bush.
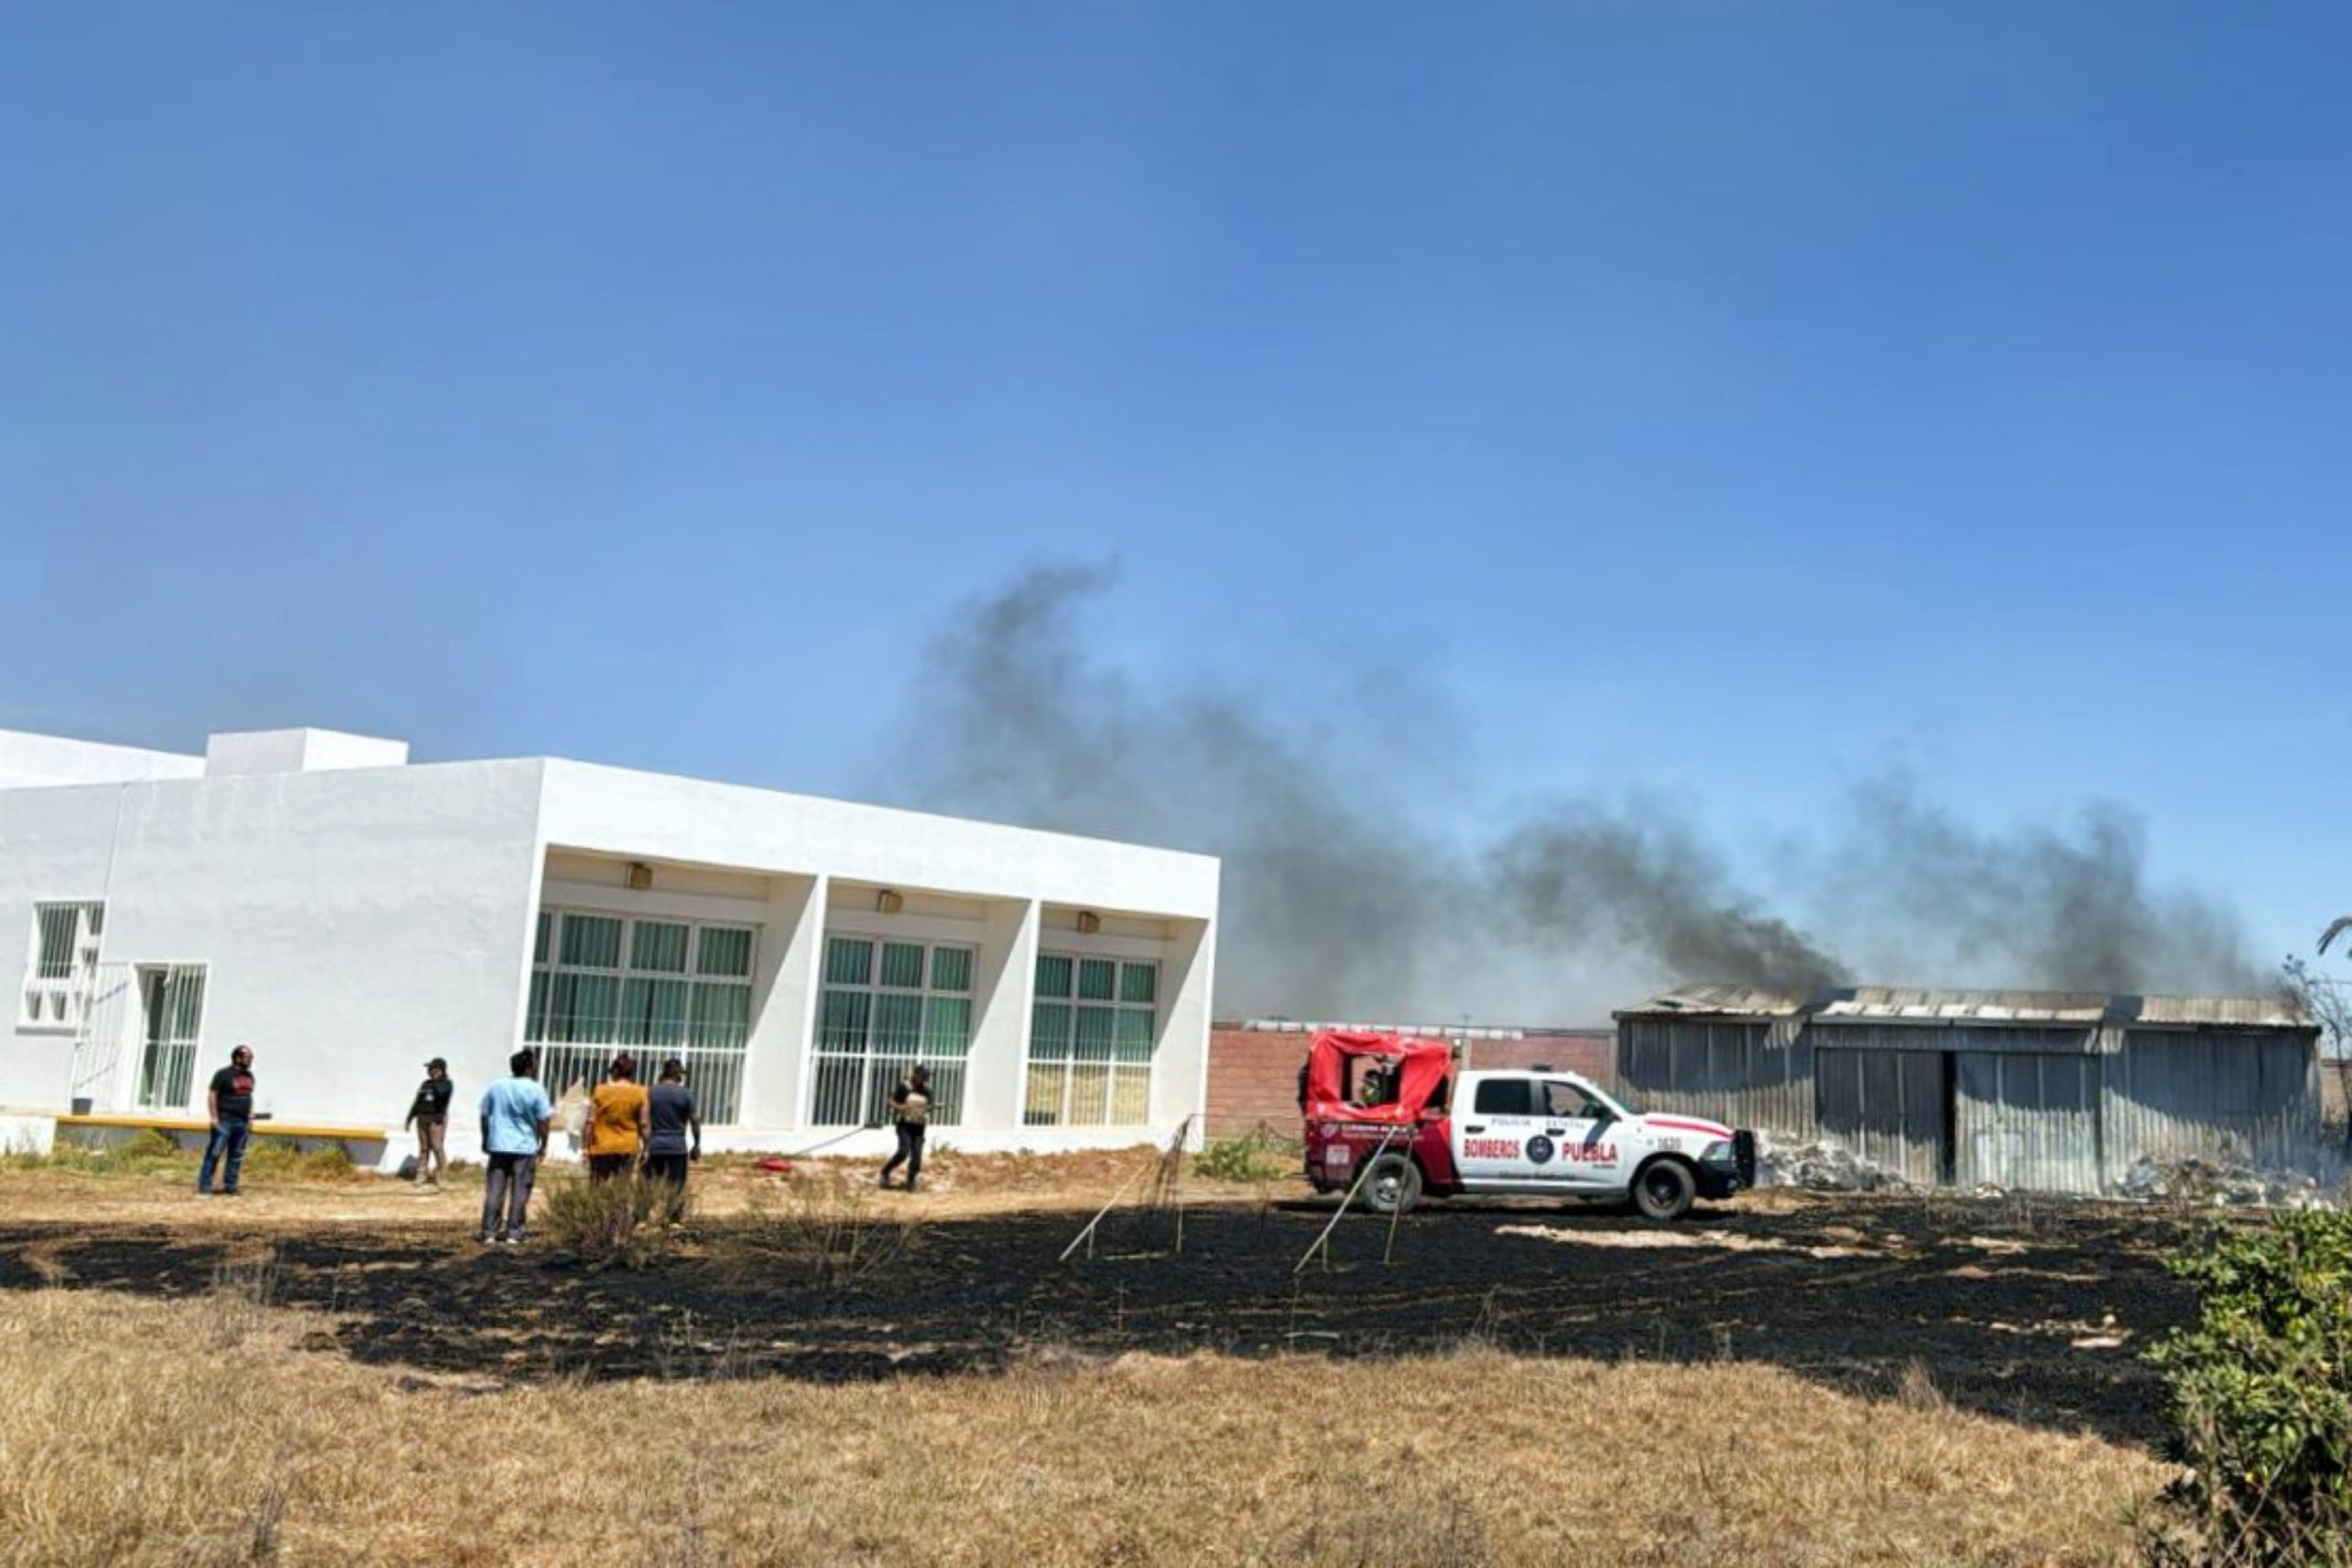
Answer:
[1192,1132,1298,1184]
[2146,1209,2352,1566]
[6,1128,190,1175]
[240,1140,357,1181]
[541,1175,688,1269]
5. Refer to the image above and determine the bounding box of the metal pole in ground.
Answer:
[1058,1156,1157,1264]
[1293,1125,1401,1275]
[1382,1170,1408,1266]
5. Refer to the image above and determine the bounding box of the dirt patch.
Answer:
[1495,1223,1880,1258]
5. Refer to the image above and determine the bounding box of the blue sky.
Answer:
[6,4,2351,986]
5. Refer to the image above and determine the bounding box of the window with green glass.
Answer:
[1024,953,1159,1126]
[812,932,976,1126]
[527,908,756,1123]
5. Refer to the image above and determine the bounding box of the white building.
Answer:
[0,726,1219,1160]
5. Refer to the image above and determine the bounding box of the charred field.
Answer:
[0,1188,2200,1447]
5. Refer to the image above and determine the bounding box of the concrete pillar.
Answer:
[961,897,1040,1131]
[1155,916,1217,1149]
[741,873,825,1130]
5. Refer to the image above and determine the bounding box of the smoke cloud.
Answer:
[886,566,2257,1019]
[1489,806,1849,998]
[1805,774,2261,995]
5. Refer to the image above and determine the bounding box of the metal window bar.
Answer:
[526,909,760,1125]
[808,931,975,1127]
[1023,954,1159,1126]
[136,965,206,1111]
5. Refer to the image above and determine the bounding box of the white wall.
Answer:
[2,744,1221,1149]
[537,762,1220,1147]
[0,730,203,791]
[0,762,545,1126]
[537,761,1219,920]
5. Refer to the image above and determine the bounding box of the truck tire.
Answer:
[1362,1152,1422,1216]
[1633,1157,1697,1222]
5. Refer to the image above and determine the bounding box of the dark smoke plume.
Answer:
[1489,806,1848,997]
[1811,774,2259,995]
[895,563,1460,1018]
[887,566,2257,1019]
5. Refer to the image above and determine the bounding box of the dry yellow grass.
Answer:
[0,1142,1211,1230]
[0,1280,2167,1568]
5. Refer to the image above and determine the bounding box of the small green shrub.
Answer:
[240,1140,357,1181]
[2146,1208,2352,1566]
[1193,1132,1297,1184]
[13,1128,191,1175]
[541,1175,688,1269]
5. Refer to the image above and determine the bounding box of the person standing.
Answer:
[404,1057,455,1184]
[479,1048,554,1245]
[584,1054,650,1184]
[879,1064,931,1192]
[198,1043,256,1197]
[644,1058,701,1221]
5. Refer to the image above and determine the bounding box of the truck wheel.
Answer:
[1633,1158,1697,1222]
[1362,1153,1422,1216]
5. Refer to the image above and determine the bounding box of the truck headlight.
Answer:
[1701,1140,1736,1165]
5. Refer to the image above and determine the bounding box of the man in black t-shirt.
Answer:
[198,1043,256,1197]
[404,1058,455,1184]
[879,1064,932,1192]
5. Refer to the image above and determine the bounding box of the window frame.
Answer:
[526,907,758,1123]
[20,901,105,1032]
[1472,1077,1534,1117]
[1023,951,1159,1127]
[810,932,978,1127]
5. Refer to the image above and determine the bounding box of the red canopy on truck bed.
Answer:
[1302,1030,1454,1123]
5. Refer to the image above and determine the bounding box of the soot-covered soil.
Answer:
[0,1191,2203,1446]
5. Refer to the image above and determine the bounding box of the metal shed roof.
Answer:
[1816,987,2109,1024]
[1614,984,1808,1020]
[2128,994,2314,1029]
[1615,984,2314,1031]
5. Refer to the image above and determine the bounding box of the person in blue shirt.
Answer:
[478,1048,554,1245]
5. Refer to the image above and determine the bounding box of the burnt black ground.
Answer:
[0,1192,2206,1446]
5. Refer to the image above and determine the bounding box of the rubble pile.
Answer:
[1757,1137,1915,1193]
[2118,1155,2328,1210]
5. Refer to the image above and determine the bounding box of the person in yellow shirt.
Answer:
[584,1055,650,1183]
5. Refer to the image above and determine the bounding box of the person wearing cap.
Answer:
[404,1057,455,1185]
[644,1058,701,1221]
[583,1053,650,1184]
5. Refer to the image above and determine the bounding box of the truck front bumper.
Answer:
[1696,1130,1758,1200]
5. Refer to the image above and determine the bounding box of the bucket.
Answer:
[70,1097,93,1116]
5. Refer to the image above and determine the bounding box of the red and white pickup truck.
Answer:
[1300,1029,1758,1221]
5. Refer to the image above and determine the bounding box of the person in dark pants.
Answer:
[644,1058,701,1222]
[404,1057,454,1184]
[479,1048,554,1245]
[879,1064,931,1191]
[584,1054,650,1183]
[198,1043,256,1197]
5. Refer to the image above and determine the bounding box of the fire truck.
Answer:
[1299,1029,1758,1221]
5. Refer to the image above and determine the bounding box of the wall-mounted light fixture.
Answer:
[627,861,654,891]
[876,888,904,915]
[1075,909,1102,934]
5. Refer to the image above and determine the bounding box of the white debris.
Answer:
[1754,1135,1914,1193]
[2117,1155,2329,1210]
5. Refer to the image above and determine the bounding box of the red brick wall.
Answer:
[1204,1024,1617,1140]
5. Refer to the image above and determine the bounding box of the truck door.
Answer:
[1538,1079,1625,1191]
[1454,1076,1540,1187]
